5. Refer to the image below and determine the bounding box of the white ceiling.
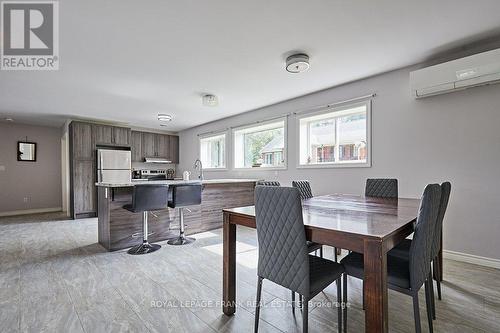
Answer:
[2,0,500,131]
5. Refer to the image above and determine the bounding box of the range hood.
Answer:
[144,157,172,164]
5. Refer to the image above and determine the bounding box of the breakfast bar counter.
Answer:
[96,179,259,251]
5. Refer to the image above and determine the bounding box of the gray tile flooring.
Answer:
[1,215,499,332]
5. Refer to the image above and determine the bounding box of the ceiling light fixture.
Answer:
[286,53,310,73]
[157,114,172,122]
[202,94,218,107]
[5,118,14,122]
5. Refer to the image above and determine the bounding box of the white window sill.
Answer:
[296,162,371,169]
[203,168,228,171]
[233,166,287,171]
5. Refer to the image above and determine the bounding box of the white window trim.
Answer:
[198,131,229,171]
[232,117,288,171]
[295,100,372,169]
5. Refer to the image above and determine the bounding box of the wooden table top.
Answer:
[223,194,421,240]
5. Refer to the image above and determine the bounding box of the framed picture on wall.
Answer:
[17,141,37,162]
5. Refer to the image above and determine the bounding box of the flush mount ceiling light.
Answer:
[202,94,218,107]
[4,118,14,122]
[286,53,310,73]
[157,114,172,122]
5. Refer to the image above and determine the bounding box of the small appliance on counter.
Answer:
[166,168,175,180]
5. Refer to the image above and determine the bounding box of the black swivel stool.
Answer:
[123,184,169,255]
[167,183,202,245]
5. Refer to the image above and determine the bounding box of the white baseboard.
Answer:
[0,207,62,217]
[443,250,500,270]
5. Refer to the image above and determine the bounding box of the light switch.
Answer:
[0,165,5,172]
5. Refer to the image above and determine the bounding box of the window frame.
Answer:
[232,117,288,171]
[295,100,371,169]
[198,131,229,171]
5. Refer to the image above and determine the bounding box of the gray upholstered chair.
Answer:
[389,182,451,318]
[341,184,442,333]
[292,180,313,199]
[365,178,398,198]
[254,186,344,333]
[256,180,281,186]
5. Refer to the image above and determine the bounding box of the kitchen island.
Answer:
[96,179,259,251]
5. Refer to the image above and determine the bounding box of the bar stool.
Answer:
[123,184,169,255]
[167,183,202,245]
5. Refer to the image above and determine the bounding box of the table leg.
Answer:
[363,239,388,333]
[223,212,236,315]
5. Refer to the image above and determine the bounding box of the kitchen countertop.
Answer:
[95,178,261,187]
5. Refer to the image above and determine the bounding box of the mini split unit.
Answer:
[409,48,500,98]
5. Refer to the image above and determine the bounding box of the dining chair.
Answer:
[388,182,451,318]
[256,180,281,186]
[341,184,442,333]
[365,178,398,198]
[292,180,314,199]
[254,186,345,333]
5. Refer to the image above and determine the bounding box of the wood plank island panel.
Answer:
[97,181,256,251]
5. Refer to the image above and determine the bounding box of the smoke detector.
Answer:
[286,53,310,73]
[202,94,219,107]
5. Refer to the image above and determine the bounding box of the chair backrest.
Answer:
[365,178,398,198]
[256,180,281,186]
[132,185,169,212]
[168,184,202,208]
[409,184,441,290]
[431,182,451,258]
[292,180,313,199]
[254,186,309,296]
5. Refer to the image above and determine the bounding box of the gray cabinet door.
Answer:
[169,135,179,163]
[156,134,170,159]
[71,122,93,160]
[142,132,156,157]
[73,160,95,214]
[131,131,142,162]
[113,127,131,146]
[94,125,113,145]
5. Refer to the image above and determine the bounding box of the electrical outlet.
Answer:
[23,197,28,203]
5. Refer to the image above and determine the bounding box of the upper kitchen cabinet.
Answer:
[131,131,143,162]
[156,134,170,159]
[142,132,156,158]
[70,122,93,160]
[169,135,179,163]
[93,124,130,146]
[113,127,131,146]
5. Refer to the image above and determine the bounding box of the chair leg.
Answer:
[337,277,342,333]
[292,291,295,311]
[299,295,303,310]
[334,247,338,262]
[412,293,422,333]
[424,280,434,333]
[302,296,309,333]
[342,274,348,333]
[319,246,323,258]
[254,277,263,333]
[434,257,442,300]
[428,270,436,320]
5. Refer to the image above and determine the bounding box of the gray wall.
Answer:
[0,123,62,213]
[179,65,500,260]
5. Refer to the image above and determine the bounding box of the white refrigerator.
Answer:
[97,149,131,183]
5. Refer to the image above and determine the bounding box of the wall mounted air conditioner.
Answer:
[410,48,500,98]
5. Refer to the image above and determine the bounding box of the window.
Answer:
[298,102,370,167]
[233,119,286,169]
[200,133,226,169]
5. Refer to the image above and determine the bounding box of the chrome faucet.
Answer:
[193,159,203,180]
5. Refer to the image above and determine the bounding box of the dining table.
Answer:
[222,193,441,333]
